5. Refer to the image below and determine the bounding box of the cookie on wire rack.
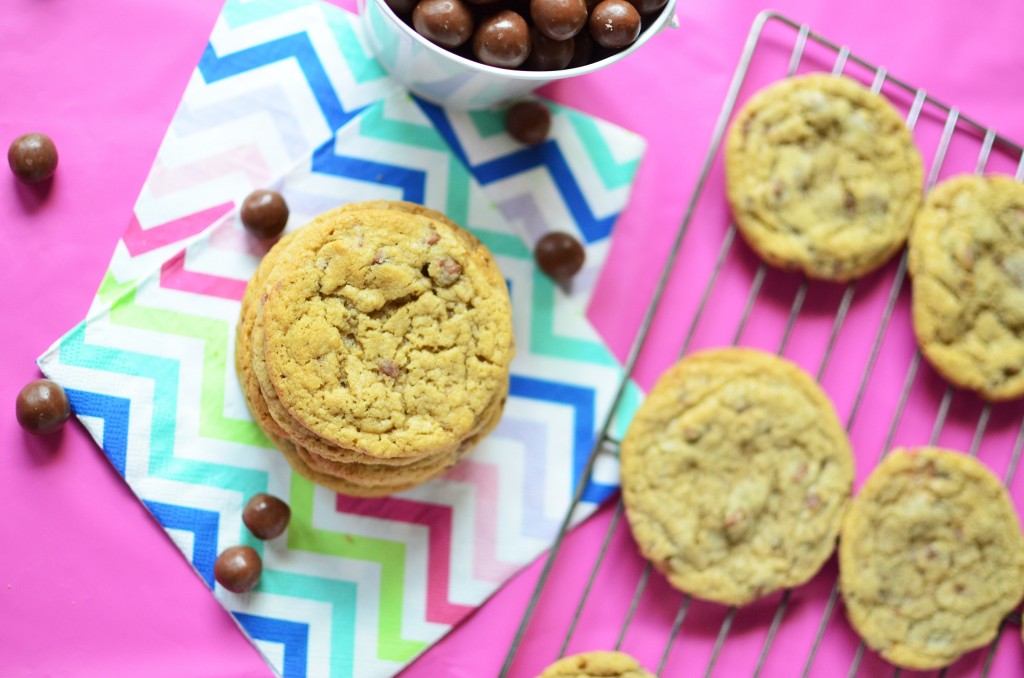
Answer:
[620,347,854,606]
[839,447,1024,670]
[725,73,924,282]
[908,174,1024,401]
[537,651,657,678]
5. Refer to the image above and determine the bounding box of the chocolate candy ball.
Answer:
[243,493,291,540]
[240,189,289,240]
[531,0,588,41]
[472,10,531,68]
[567,29,595,68]
[384,0,418,14]
[527,28,575,70]
[625,0,667,14]
[16,379,71,435]
[589,0,641,49]
[506,101,552,146]
[8,133,58,184]
[535,232,585,279]
[413,0,474,49]
[214,545,263,593]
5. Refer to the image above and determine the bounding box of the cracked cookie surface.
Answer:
[262,207,514,460]
[909,174,1024,401]
[538,651,656,678]
[839,447,1024,670]
[620,348,854,605]
[725,74,923,281]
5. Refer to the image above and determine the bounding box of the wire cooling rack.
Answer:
[498,10,1024,678]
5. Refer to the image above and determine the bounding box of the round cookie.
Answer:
[538,651,657,678]
[839,447,1024,670]
[908,174,1024,401]
[295,383,508,488]
[268,431,418,497]
[725,74,923,282]
[237,231,299,439]
[620,348,854,605]
[261,207,514,460]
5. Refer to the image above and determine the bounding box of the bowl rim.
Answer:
[361,0,679,82]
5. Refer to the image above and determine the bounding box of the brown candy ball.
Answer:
[384,0,418,14]
[8,133,58,184]
[413,0,474,49]
[16,379,71,435]
[472,10,531,68]
[625,0,667,14]
[526,28,575,70]
[240,189,289,240]
[214,545,263,593]
[589,0,641,49]
[567,29,595,68]
[506,101,552,146]
[243,493,291,540]
[535,231,585,279]
[530,0,588,41]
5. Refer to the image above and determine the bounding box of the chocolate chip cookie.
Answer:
[839,447,1024,669]
[620,347,854,605]
[725,74,923,281]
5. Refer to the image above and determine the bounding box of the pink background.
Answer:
[3,1,1024,677]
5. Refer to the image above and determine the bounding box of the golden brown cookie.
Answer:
[839,447,1024,670]
[537,651,657,678]
[908,174,1024,401]
[725,74,923,281]
[620,348,854,605]
[261,207,514,460]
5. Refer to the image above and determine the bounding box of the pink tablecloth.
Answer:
[3,1,1024,677]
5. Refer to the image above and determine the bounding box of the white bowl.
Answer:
[358,0,679,110]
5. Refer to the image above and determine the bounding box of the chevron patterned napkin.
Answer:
[36,1,646,676]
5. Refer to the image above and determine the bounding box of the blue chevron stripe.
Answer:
[144,501,220,588]
[414,98,616,245]
[509,375,615,504]
[235,613,309,678]
[198,34,362,133]
[58,324,268,498]
[311,139,426,204]
[65,389,130,476]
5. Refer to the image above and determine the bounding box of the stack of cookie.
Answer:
[236,201,515,497]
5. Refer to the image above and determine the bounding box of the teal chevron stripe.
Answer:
[612,379,642,440]
[445,155,472,227]
[358,102,448,150]
[467,109,507,139]
[530,270,617,366]
[469,229,530,260]
[324,10,390,85]
[222,0,318,28]
[58,324,268,497]
[259,569,359,678]
[565,112,641,191]
[105,287,270,448]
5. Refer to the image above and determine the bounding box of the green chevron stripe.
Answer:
[530,270,617,366]
[107,286,270,448]
[287,474,427,662]
[565,113,641,190]
[58,316,269,497]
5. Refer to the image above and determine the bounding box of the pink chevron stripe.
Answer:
[146,145,272,198]
[443,460,520,583]
[336,495,473,625]
[159,248,247,301]
[123,202,234,256]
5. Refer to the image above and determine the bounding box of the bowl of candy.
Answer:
[359,0,677,109]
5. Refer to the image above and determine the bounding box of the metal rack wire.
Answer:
[499,10,1024,678]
